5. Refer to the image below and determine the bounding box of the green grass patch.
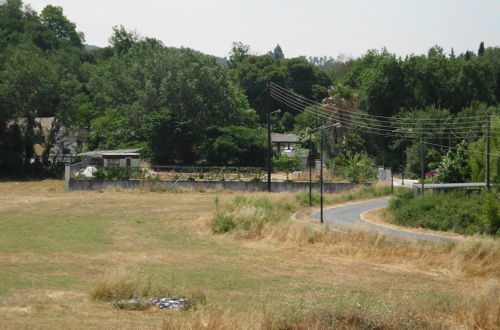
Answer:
[0,212,112,254]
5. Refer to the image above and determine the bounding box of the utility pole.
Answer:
[309,130,312,206]
[267,82,271,192]
[486,115,491,191]
[320,128,324,223]
[420,136,425,196]
[390,167,394,193]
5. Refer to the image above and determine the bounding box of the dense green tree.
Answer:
[228,41,250,68]
[109,25,139,55]
[229,50,331,122]
[87,38,258,164]
[206,126,266,166]
[142,108,197,164]
[270,44,284,60]
[478,42,485,57]
[40,5,83,48]
[436,141,471,183]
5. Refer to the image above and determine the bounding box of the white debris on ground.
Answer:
[116,297,187,310]
[151,297,186,309]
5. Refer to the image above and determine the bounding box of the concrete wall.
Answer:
[67,179,370,193]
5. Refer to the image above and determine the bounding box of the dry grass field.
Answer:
[0,180,498,329]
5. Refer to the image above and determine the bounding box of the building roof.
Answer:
[77,149,142,158]
[271,133,299,143]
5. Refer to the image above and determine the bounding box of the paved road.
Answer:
[314,199,456,242]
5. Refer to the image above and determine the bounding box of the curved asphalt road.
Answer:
[314,199,456,242]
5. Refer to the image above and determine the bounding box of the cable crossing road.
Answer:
[314,199,457,242]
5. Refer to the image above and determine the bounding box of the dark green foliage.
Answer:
[206,126,266,166]
[467,116,500,183]
[389,190,499,235]
[143,108,197,164]
[436,141,470,183]
[229,52,331,121]
[269,44,285,60]
[92,167,145,180]
[40,5,83,48]
[331,152,376,183]
[87,39,258,165]
[211,214,236,233]
[336,133,365,156]
[272,156,302,172]
[478,42,485,57]
[295,190,321,206]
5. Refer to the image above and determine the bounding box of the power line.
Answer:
[269,82,495,125]
[269,88,498,135]
[269,82,500,134]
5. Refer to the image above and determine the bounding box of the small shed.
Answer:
[271,133,300,156]
[77,149,142,168]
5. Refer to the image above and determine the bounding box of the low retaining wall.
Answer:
[67,179,370,193]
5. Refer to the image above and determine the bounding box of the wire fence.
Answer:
[69,163,269,182]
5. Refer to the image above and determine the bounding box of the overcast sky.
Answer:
[25,0,500,59]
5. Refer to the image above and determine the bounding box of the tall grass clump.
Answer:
[90,272,152,302]
[211,195,297,237]
[389,189,499,235]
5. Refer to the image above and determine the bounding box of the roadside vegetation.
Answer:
[388,189,500,235]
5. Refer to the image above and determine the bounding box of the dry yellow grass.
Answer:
[0,180,498,329]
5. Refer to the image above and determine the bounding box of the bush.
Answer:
[273,155,302,172]
[93,167,145,180]
[211,214,236,233]
[331,152,376,183]
[388,190,498,235]
[296,190,321,206]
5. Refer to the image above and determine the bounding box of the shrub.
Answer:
[296,190,321,206]
[272,155,302,172]
[211,214,236,233]
[332,152,376,183]
[388,190,497,235]
[92,167,145,180]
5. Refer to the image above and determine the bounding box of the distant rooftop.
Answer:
[271,133,299,143]
[77,149,141,158]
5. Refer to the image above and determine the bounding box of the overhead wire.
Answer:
[269,88,496,135]
[268,83,500,156]
[269,83,500,134]
[269,82,493,123]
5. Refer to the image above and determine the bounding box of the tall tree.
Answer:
[109,25,139,55]
[478,42,485,56]
[40,5,83,48]
[272,44,284,59]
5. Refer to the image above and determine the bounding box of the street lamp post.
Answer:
[309,122,341,223]
[309,130,313,206]
[267,108,281,192]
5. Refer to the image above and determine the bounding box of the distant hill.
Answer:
[214,56,228,67]
[84,44,101,51]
